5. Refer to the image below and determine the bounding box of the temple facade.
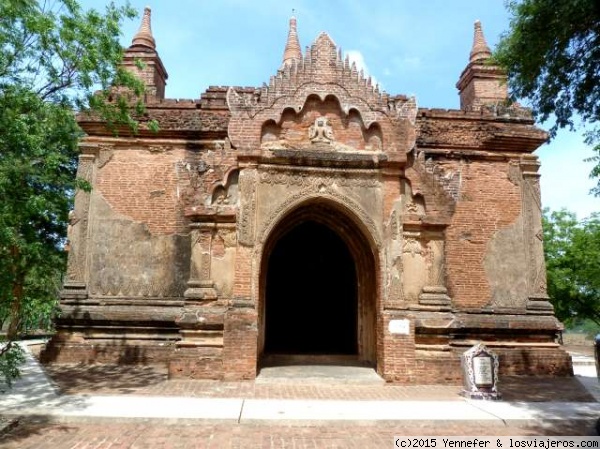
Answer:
[42,9,573,383]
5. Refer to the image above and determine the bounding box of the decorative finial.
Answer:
[131,6,156,49]
[469,20,492,63]
[282,13,302,68]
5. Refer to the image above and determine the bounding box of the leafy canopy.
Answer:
[0,0,143,388]
[495,0,600,194]
[543,209,600,328]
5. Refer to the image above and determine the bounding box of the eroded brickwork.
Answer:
[445,160,522,309]
[95,148,187,235]
[42,11,571,384]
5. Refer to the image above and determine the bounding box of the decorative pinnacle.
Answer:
[469,20,492,63]
[282,14,302,68]
[131,6,155,49]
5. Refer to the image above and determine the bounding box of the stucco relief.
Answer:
[484,212,529,309]
[524,175,545,294]
[89,225,188,298]
[96,146,114,168]
[188,229,203,281]
[258,95,385,153]
[88,195,189,298]
[211,225,237,298]
[402,236,423,256]
[193,229,213,282]
[384,203,405,304]
[65,153,95,285]
[258,166,378,188]
[426,240,445,286]
[401,230,427,302]
[309,117,334,144]
[255,186,382,249]
[521,160,551,311]
[484,156,550,310]
[238,168,258,246]
[210,169,240,206]
[418,238,452,307]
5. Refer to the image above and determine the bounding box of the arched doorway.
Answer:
[265,220,357,354]
[259,200,377,365]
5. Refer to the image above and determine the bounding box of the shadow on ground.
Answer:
[0,416,78,448]
[44,364,168,394]
[501,376,596,402]
[41,362,597,402]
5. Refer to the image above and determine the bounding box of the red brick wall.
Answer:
[168,347,223,380]
[96,148,187,235]
[445,160,522,309]
[379,313,417,383]
[223,308,258,380]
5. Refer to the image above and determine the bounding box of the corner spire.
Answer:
[457,20,507,111]
[131,6,155,49]
[282,14,302,68]
[123,6,167,99]
[469,20,492,63]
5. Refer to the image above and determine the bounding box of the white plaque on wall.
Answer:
[388,319,410,335]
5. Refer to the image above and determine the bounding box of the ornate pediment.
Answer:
[258,94,385,153]
[226,31,417,157]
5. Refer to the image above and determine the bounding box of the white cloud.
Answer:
[345,50,382,90]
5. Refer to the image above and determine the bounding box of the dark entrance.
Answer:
[264,220,358,354]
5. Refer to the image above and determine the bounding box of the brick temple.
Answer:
[42,8,573,383]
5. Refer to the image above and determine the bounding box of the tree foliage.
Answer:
[495,0,600,194]
[0,0,144,388]
[543,209,600,328]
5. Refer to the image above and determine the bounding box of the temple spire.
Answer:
[457,20,507,110]
[131,6,155,49]
[122,6,167,99]
[282,14,302,68]
[469,20,492,63]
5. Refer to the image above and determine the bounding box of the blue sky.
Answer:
[81,0,598,219]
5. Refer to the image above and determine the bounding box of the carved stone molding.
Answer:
[258,166,378,188]
[402,234,422,257]
[419,239,452,309]
[384,204,405,308]
[238,168,258,246]
[62,153,96,299]
[90,278,186,298]
[96,146,114,168]
[520,155,553,314]
[184,223,218,302]
[256,187,382,249]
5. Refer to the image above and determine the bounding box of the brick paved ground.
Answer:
[0,417,597,449]
[42,364,595,402]
[4,348,593,448]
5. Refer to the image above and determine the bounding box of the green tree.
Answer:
[494,0,600,194]
[543,209,600,327]
[0,0,144,389]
